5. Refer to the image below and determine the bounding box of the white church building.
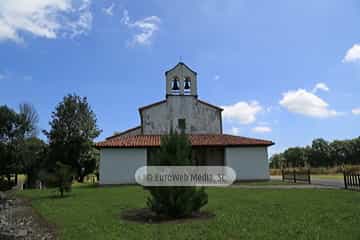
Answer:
[96,62,274,184]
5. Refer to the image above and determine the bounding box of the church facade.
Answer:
[96,62,274,184]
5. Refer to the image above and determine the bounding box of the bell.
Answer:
[172,80,179,90]
[184,79,191,90]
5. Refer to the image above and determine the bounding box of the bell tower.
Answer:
[165,62,198,97]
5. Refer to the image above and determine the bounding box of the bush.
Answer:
[147,186,208,218]
[0,177,15,191]
[40,162,74,197]
[146,132,208,218]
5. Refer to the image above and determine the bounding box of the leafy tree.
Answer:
[20,137,47,188]
[0,105,31,183]
[350,137,360,165]
[309,138,332,167]
[270,136,360,169]
[44,94,101,182]
[283,147,308,168]
[269,153,285,168]
[146,132,208,218]
[79,147,100,180]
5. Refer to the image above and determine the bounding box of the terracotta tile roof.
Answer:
[95,134,274,148]
[106,126,141,140]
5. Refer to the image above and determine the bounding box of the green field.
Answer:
[311,174,344,180]
[19,185,360,240]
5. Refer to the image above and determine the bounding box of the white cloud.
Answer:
[102,3,114,16]
[0,0,92,43]
[222,101,263,124]
[312,82,329,93]
[121,9,160,46]
[343,44,360,63]
[352,108,360,115]
[230,127,240,135]
[279,88,340,118]
[214,75,220,80]
[252,126,272,133]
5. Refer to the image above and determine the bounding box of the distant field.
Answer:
[235,180,297,185]
[311,174,343,180]
[19,184,360,240]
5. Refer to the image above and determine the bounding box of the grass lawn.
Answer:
[19,185,360,240]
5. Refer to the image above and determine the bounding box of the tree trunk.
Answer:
[26,172,37,189]
[78,174,85,183]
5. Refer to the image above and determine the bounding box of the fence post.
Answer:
[293,169,296,183]
[343,171,347,189]
[308,169,311,184]
[282,169,284,182]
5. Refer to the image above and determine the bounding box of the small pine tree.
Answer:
[146,131,208,218]
[55,162,74,197]
[42,162,74,197]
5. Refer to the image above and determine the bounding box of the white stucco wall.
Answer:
[99,148,146,184]
[225,147,269,180]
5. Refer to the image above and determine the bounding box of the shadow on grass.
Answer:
[73,183,99,189]
[121,208,215,224]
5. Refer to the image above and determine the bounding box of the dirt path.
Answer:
[0,193,57,240]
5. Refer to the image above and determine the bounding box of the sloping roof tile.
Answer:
[106,126,141,140]
[96,134,274,148]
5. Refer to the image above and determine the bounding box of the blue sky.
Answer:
[1,0,360,155]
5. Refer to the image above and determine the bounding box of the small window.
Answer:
[178,118,186,132]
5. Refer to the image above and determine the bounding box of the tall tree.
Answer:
[20,137,47,188]
[269,153,285,168]
[0,105,30,182]
[283,147,308,167]
[309,138,332,167]
[44,94,101,182]
[19,102,39,138]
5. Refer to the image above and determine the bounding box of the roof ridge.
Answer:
[197,99,223,111]
[138,99,167,111]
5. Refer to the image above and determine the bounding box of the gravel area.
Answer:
[0,191,56,240]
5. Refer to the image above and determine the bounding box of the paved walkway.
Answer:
[232,183,337,189]
[270,176,344,189]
